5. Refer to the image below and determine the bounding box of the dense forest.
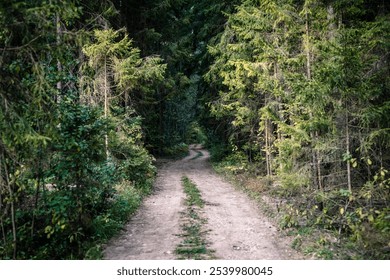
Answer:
[0,0,389,259]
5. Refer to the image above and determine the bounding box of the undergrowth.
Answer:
[84,179,153,259]
[212,155,390,260]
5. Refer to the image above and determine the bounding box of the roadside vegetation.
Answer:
[205,0,389,260]
[213,153,390,260]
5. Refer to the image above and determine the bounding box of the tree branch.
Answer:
[0,36,42,51]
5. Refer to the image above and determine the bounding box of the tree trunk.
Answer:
[274,60,285,172]
[327,5,336,41]
[264,118,272,177]
[30,147,43,238]
[56,14,63,103]
[316,132,323,192]
[305,12,312,81]
[346,106,352,193]
[305,9,323,193]
[3,155,16,259]
[0,151,6,246]
[104,56,109,158]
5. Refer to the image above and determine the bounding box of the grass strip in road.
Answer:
[176,176,214,259]
[190,151,204,161]
[181,176,204,208]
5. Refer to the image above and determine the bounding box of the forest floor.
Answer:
[103,145,304,259]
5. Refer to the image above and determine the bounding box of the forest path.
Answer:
[103,145,302,259]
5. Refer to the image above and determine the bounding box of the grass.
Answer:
[190,151,204,160]
[176,176,214,259]
[181,176,204,208]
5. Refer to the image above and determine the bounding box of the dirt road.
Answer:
[103,146,302,259]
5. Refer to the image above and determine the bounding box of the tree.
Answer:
[0,0,163,259]
[206,0,389,257]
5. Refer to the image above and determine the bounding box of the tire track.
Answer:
[103,146,303,259]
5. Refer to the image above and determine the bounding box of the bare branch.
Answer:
[0,36,42,51]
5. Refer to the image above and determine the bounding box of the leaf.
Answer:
[343,152,352,161]
[44,225,52,233]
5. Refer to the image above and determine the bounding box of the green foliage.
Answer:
[277,173,310,198]
[0,0,159,260]
[161,143,189,158]
[209,142,230,162]
[280,204,300,229]
[206,0,390,259]
[91,181,145,241]
[186,122,208,144]
[1,0,389,260]
[81,28,166,112]
[53,95,107,186]
[213,151,249,174]
[109,112,156,185]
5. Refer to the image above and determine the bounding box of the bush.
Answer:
[91,181,143,239]
[186,122,208,144]
[277,173,310,198]
[162,143,189,158]
[209,143,230,162]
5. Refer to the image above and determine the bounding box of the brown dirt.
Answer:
[103,145,304,260]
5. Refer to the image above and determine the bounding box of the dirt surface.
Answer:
[103,145,303,260]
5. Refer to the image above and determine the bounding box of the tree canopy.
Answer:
[0,0,388,259]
